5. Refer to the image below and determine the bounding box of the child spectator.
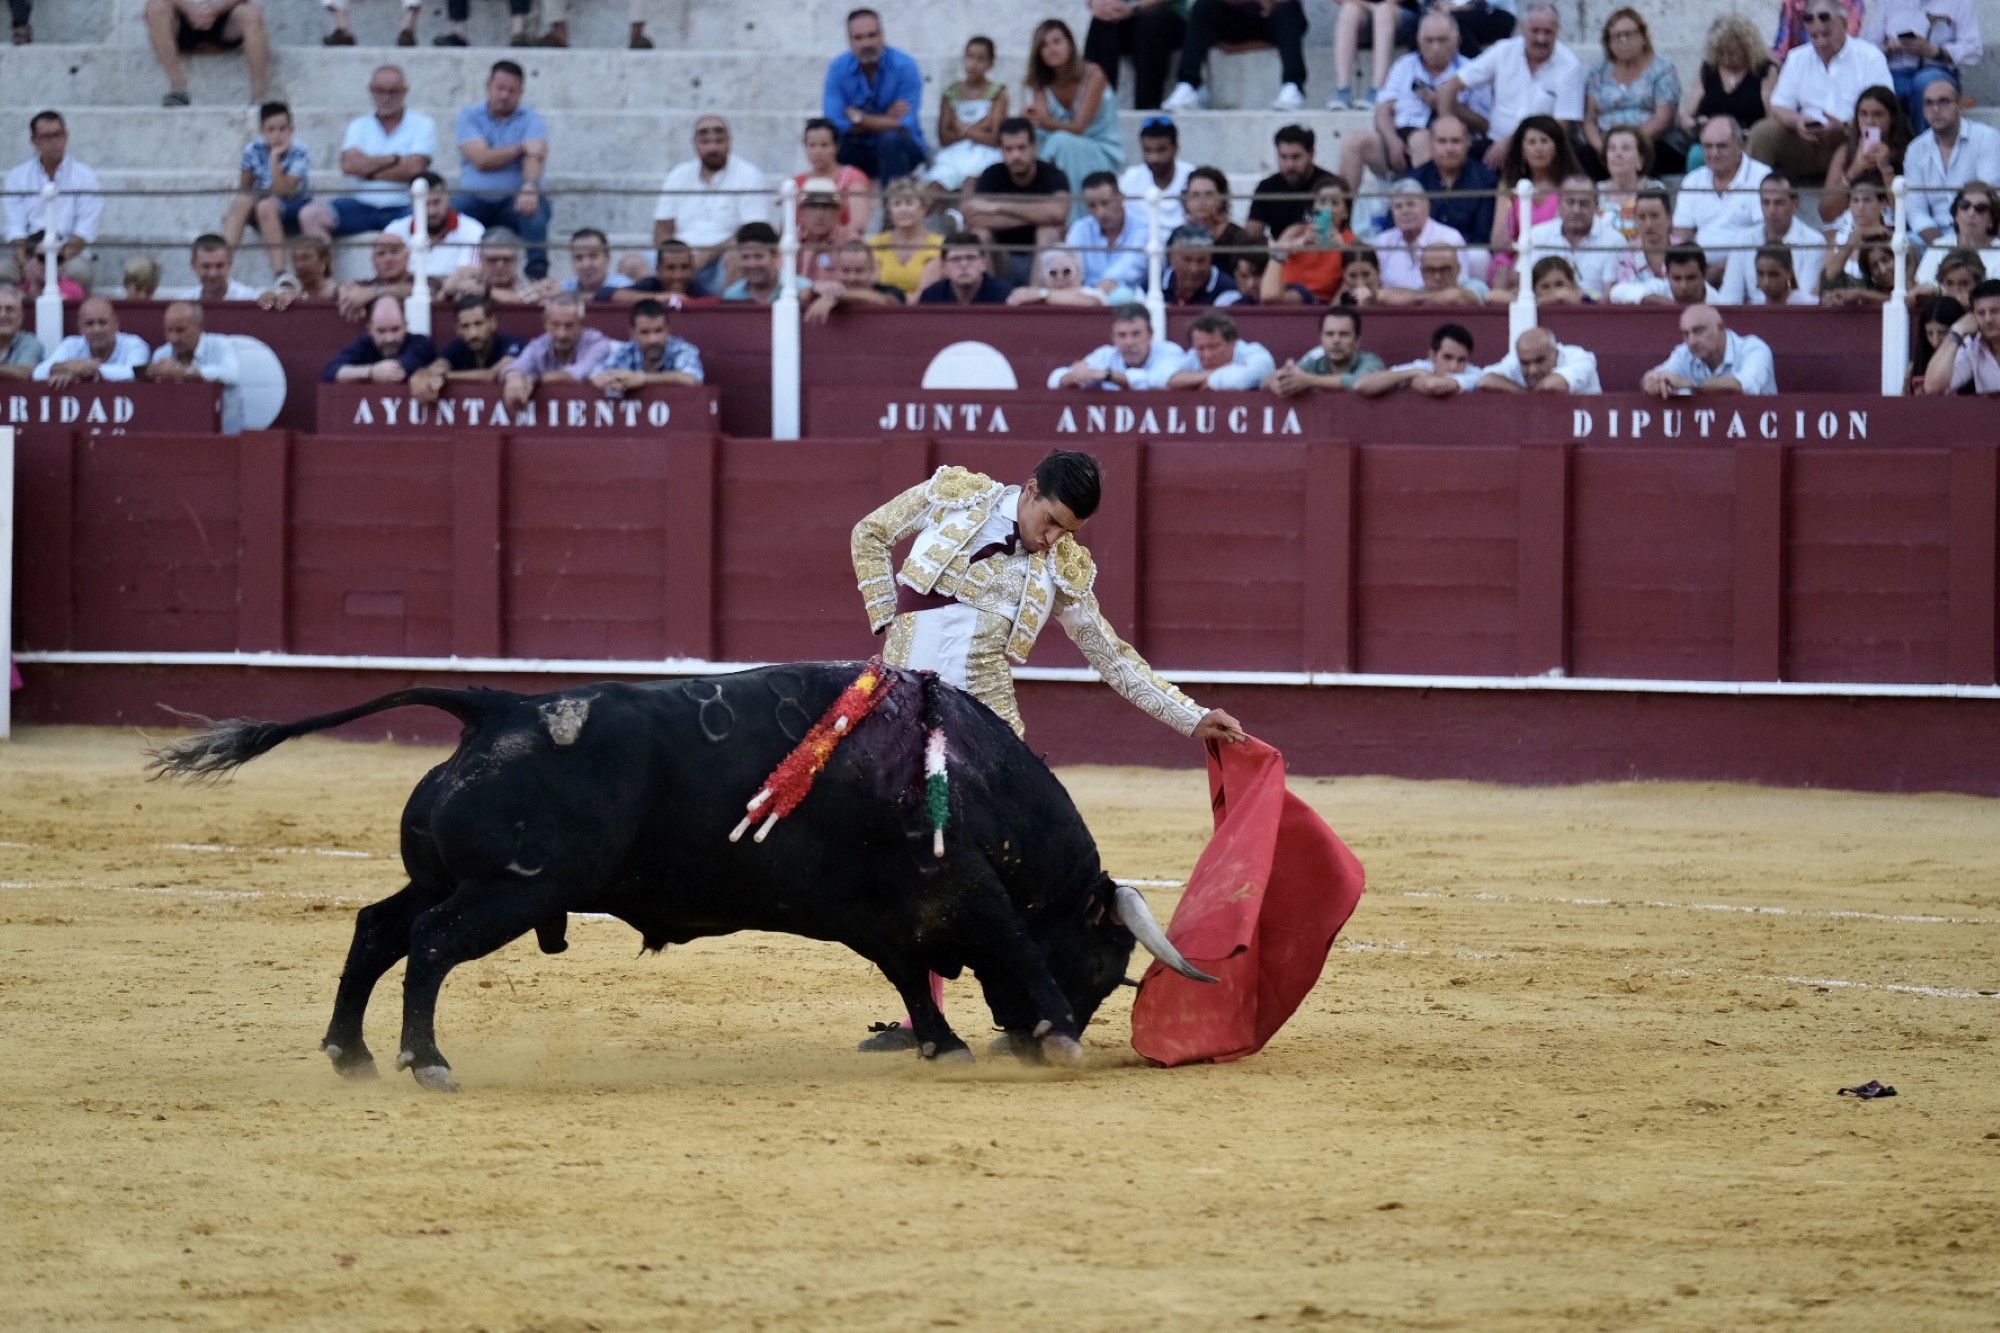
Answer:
[925,37,1007,202]
[224,101,313,281]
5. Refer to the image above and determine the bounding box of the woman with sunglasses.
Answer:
[1914,182,2000,288]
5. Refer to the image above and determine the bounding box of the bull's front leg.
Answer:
[396,880,573,1092]
[879,959,971,1063]
[322,882,437,1080]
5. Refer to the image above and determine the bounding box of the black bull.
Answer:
[148,663,1211,1091]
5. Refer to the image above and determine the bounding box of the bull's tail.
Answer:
[145,687,508,784]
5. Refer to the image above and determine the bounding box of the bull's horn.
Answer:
[1113,883,1217,984]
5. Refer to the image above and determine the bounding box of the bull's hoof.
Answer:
[918,1038,973,1063]
[987,1031,1046,1063]
[410,1063,460,1093]
[1040,1033,1086,1066]
[322,1041,379,1080]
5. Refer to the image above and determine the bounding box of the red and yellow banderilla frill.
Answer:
[729,659,897,845]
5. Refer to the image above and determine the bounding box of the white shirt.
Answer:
[1046,339,1185,390]
[382,211,487,283]
[1388,356,1482,392]
[1672,157,1773,249]
[653,155,773,249]
[1903,122,2000,240]
[1064,209,1150,292]
[1608,271,1723,305]
[1118,159,1193,235]
[338,112,439,206]
[151,334,245,434]
[3,153,104,244]
[1526,216,1625,296]
[1383,51,1491,130]
[1859,0,1983,70]
[1716,215,1826,301]
[1651,329,1778,395]
[1172,339,1276,390]
[33,331,149,380]
[1453,37,1585,141]
[164,279,265,302]
[1914,241,1999,285]
[1770,37,1895,127]
[1371,217,1470,289]
[1485,339,1601,394]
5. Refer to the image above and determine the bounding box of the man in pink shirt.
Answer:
[500,292,613,408]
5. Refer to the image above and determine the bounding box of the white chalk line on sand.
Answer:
[1395,888,1995,927]
[155,843,375,859]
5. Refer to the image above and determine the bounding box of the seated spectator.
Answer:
[322,293,434,383]
[1642,303,1778,395]
[1247,125,1339,241]
[1009,248,1112,307]
[122,255,162,301]
[1747,5,1892,180]
[1529,254,1588,303]
[1599,125,1664,239]
[1524,174,1623,296]
[919,231,1013,305]
[1066,171,1149,295]
[383,172,487,290]
[964,119,1072,286]
[1488,114,1578,285]
[1342,12,1490,190]
[1862,0,1984,123]
[1330,0,1421,111]
[1165,310,1276,389]
[1163,223,1237,305]
[722,222,784,304]
[1267,305,1386,394]
[1822,170,1893,278]
[1086,0,1187,110]
[335,234,417,321]
[16,232,84,301]
[1817,86,1911,223]
[1119,116,1193,233]
[926,37,1007,209]
[1580,8,1684,177]
[795,180,845,282]
[1913,294,1967,386]
[1373,180,1469,290]
[1257,177,1357,304]
[1399,116,1498,247]
[868,177,942,300]
[1607,192,1685,302]
[1337,245,1384,304]
[1047,301,1182,388]
[652,116,771,298]
[452,61,551,279]
[2,111,103,293]
[321,0,418,47]
[1164,0,1312,112]
[1772,0,1864,63]
[1672,116,1771,251]
[1719,173,1824,301]
[559,227,631,301]
[619,239,710,307]
[299,65,435,239]
[409,293,523,402]
[805,240,908,323]
[1180,166,1253,258]
[1378,241,1484,305]
[1904,83,2000,247]
[1916,247,1989,307]
[502,292,615,406]
[1025,19,1124,212]
[1923,277,2000,394]
[1229,249,1270,304]
[258,236,333,309]
[797,117,876,243]
[1914,183,2000,285]
[433,0,531,48]
[144,300,244,432]
[223,101,312,281]
[1750,242,1816,304]
[0,286,42,378]
[34,298,147,384]
[442,228,550,305]
[1440,1,1584,173]
[1664,245,1721,304]
[1681,14,1777,151]
[166,233,262,302]
[531,0,654,48]
[145,0,269,108]
[1354,320,1482,395]
[10,0,29,44]
[1478,326,1601,393]
[590,298,704,390]
[824,9,928,182]
[1442,0,1515,59]
[1820,237,1903,305]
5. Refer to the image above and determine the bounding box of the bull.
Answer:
[147,662,1212,1091]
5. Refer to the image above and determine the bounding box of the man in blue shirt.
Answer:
[452,60,553,279]
[822,8,928,183]
[1400,116,1496,247]
[1065,172,1150,295]
[918,232,1013,304]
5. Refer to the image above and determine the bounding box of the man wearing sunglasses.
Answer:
[1748,2,1892,180]
[1902,82,2000,247]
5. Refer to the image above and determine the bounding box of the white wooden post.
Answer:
[405,177,432,339]
[1882,177,1910,396]
[1508,179,1537,345]
[771,178,801,440]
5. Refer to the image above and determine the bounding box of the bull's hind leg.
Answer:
[322,882,438,1079]
[396,880,573,1092]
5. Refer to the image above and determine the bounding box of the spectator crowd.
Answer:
[5,2,1998,399]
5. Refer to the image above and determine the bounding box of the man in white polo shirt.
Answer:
[652,115,772,299]
[1747,0,1893,180]
[297,65,436,239]
[1642,304,1778,396]
[1526,174,1622,297]
[1478,326,1600,394]
[1672,116,1771,254]
[1439,0,1583,172]
[1903,82,2000,246]
[1717,172,1824,302]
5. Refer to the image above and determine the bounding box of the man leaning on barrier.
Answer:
[1048,302,1182,390]
[33,297,147,386]
[1165,310,1276,390]
[1478,326,1601,394]
[323,293,435,385]
[1354,321,1482,397]
[1268,305,1385,394]
[591,298,704,392]
[1642,304,1778,397]
[410,293,524,404]
[502,291,615,407]
[1922,278,2000,396]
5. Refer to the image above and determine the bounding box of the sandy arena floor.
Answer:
[2,724,1997,1330]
